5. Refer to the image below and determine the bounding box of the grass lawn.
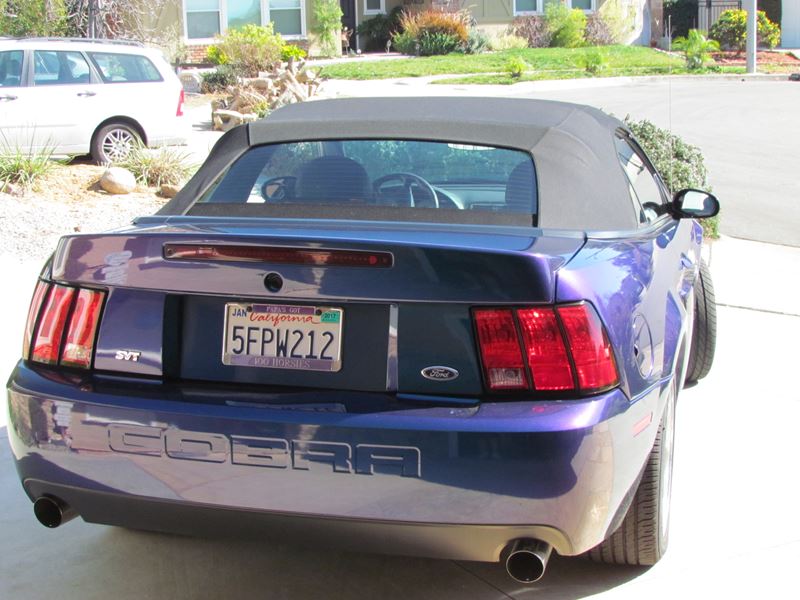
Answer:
[440,65,748,85]
[318,46,683,80]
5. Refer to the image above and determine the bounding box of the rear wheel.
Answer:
[685,259,716,383]
[586,389,676,565]
[92,122,141,164]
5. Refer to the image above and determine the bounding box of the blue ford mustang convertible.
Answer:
[7,98,718,583]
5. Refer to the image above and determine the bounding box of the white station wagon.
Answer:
[0,38,188,163]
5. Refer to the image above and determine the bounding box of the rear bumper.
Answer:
[7,363,668,561]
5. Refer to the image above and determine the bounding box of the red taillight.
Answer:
[517,308,575,391]
[60,288,105,368]
[28,283,105,369]
[473,309,528,390]
[31,285,75,364]
[23,281,51,359]
[557,304,618,392]
[163,244,394,268]
[176,88,184,117]
[473,302,618,395]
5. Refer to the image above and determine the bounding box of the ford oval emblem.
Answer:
[421,366,459,381]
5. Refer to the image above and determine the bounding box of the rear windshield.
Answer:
[190,140,538,226]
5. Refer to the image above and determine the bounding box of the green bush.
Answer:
[624,117,718,238]
[510,15,551,48]
[709,9,781,51]
[200,65,238,93]
[312,0,343,57]
[505,56,529,79]
[281,44,307,62]
[118,145,196,188]
[464,28,491,54]
[579,47,607,74]
[0,0,68,37]
[545,4,587,48]
[210,24,284,77]
[673,29,719,70]
[0,145,58,190]
[664,0,696,39]
[393,8,469,56]
[206,44,228,65]
[391,30,418,55]
[358,6,405,51]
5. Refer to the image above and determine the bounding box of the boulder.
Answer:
[100,167,136,195]
[160,183,181,198]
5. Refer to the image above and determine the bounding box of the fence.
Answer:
[698,0,742,32]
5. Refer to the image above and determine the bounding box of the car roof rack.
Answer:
[11,37,145,47]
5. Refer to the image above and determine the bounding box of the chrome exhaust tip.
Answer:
[33,496,76,528]
[504,539,552,584]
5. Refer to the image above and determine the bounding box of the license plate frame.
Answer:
[222,303,343,372]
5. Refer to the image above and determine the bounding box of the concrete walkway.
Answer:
[2,235,799,599]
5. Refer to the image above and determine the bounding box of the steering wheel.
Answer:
[373,172,439,209]
[261,176,297,201]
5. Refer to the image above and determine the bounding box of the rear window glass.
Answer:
[88,52,162,83]
[191,140,538,226]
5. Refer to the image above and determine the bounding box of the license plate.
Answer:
[222,304,343,372]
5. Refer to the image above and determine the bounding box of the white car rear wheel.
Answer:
[92,123,140,164]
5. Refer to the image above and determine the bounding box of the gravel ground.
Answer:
[0,165,167,263]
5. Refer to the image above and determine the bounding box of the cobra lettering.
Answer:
[107,424,421,478]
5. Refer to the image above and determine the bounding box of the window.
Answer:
[33,51,92,86]
[186,0,221,39]
[192,140,538,226]
[615,136,667,224]
[89,53,163,83]
[0,51,23,88]
[269,0,303,37]
[365,0,385,15]
[514,0,594,14]
[185,1,305,40]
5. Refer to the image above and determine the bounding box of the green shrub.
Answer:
[510,15,551,48]
[505,56,529,78]
[624,117,718,238]
[464,28,491,54]
[394,8,469,55]
[489,33,529,51]
[358,6,405,51]
[312,0,343,57]
[206,44,229,65]
[664,0,696,39]
[579,47,607,74]
[545,4,587,48]
[709,9,781,51]
[211,24,284,77]
[0,144,58,190]
[200,65,238,93]
[391,30,417,55]
[118,145,196,188]
[281,44,307,62]
[673,29,719,70]
[0,0,68,37]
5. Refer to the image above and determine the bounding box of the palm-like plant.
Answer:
[673,29,720,70]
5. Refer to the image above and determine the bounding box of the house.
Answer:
[783,1,799,46]
[170,0,662,63]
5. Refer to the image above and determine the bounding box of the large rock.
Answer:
[100,167,136,195]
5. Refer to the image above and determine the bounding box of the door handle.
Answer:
[0,94,17,101]
[77,91,96,97]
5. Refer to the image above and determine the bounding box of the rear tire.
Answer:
[586,389,676,566]
[685,259,716,383]
[91,122,140,164]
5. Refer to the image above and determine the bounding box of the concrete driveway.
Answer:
[2,237,799,599]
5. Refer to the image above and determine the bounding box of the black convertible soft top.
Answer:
[159,97,637,231]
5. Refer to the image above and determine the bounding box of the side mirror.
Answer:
[672,189,719,219]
